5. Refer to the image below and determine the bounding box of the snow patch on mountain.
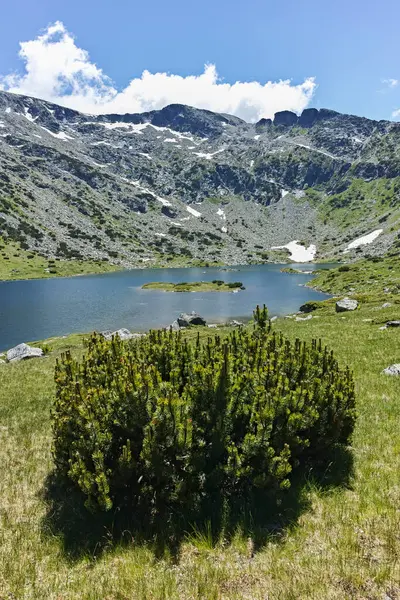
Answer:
[346,229,383,250]
[187,206,202,217]
[193,148,225,160]
[122,178,172,207]
[271,240,317,262]
[23,107,37,122]
[40,127,74,141]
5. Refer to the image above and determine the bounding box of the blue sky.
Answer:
[0,0,399,121]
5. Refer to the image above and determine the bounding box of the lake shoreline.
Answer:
[0,258,325,283]
[0,263,331,351]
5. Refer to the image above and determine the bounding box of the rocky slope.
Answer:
[0,90,400,270]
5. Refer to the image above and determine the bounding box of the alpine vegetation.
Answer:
[52,306,356,528]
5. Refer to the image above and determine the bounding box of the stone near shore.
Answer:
[100,328,145,341]
[382,364,400,376]
[7,343,43,362]
[167,312,207,331]
[335,298,358,312]
[177,312,207,327]
[296,314,313,322]
[386,321,400,327]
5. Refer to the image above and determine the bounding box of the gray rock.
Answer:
[207,324,218,328]
[228,319,244,327]
[100,328,144,341]
[386,321,400,327]
[7,343,43,362]
[379,326,387,331]
[168,320,181,331]
[270,316,278,322]
[335,298,358,312]
[177,312,207,327]
[295,314,313,322]
[382,364,400,376]
[382,302,392,308]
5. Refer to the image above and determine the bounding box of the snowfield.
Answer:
[193,148,225,160]
[271,240,317,262]
[187,206,202,217]
[346,229,383,250]
[40,127,74,141]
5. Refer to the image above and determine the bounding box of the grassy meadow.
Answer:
[1,293,400,599]
[0,239,121,281]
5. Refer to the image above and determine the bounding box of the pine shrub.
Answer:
[52,306,356,519]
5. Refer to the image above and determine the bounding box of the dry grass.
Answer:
[1,305,400,599]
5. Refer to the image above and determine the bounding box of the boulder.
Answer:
[335,298,358,312]
[382,364,400,376]
[382,303,392,308]
[100,328,144,341]
[7,343,43,362]
[295,315,313,322]
[168,320,181,331]
[177,312,207,327]
[386,321,400,327]
[228,320,244,327]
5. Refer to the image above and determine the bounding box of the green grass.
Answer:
[310,254,400,295]
[1,300,400,598]
[306,177,400,234]
[0,238,122,281]
[142,280,243,292]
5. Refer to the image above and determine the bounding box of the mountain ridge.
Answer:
[0,90,399,275]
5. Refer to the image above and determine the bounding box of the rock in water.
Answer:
[382,364,400,376]
[335,298,358,312]
[177,312,207,327]
[7,343,43,362]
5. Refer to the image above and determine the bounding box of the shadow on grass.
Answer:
[41,445,354,562]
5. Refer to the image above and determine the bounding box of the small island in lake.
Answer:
[142,280,245,292]
[281,267,313,274]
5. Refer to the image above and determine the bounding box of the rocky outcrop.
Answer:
[273,111,298,127]
[7,343,43,362]
[335,298,358,312]
[177,312,207,327]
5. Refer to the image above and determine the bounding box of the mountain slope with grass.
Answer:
[1,91,400,277]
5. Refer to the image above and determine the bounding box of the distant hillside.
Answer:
[0,90,400,273]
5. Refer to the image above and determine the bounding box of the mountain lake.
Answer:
[0,263,334,351]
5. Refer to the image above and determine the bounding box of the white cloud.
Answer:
[392,108,400,118]
[383,78,399,88]
[0,22,317,121]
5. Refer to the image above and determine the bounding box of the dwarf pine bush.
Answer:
[52,306,356,518]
